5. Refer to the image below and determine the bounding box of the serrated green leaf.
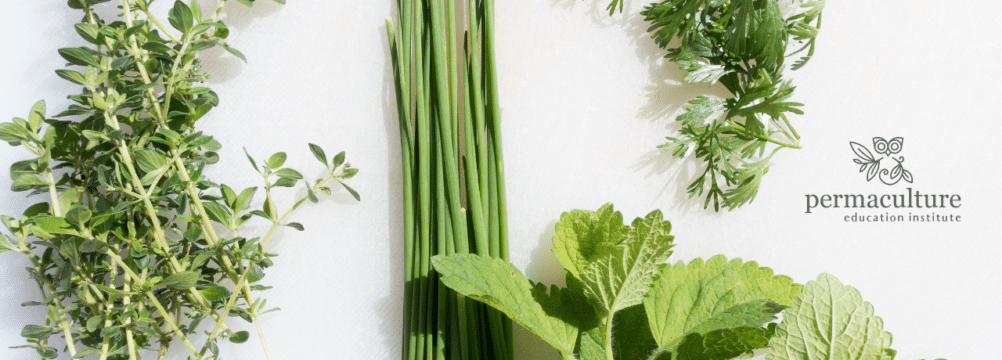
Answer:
[580,209,675,315]
[609,305,660,360]
[578,326,605,360]
[688,300,785,335]
[645,255,801,349]
[550,203,628,279]
[766,273,896,360]
[432,254,578,357]
[675,326,774,360]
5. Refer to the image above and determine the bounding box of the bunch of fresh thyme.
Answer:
[0,0,357,359]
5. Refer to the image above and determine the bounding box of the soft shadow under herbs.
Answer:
[199,0,284,84]
[611,6,733,212]
[515,220,566,360]
[378,15,406,357]
[549,0,638,27]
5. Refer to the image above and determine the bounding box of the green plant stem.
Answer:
[213,0,229,20]
[104,249,202,358]
[604,317,615,360]
[140,8,182,43]
[25,257,79,357]
[115,5,276,356]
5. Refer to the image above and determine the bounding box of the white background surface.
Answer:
[1,1,1000,359]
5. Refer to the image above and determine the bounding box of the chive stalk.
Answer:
[388,1,513,359]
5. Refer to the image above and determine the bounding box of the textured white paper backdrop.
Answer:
[1,1,999,359]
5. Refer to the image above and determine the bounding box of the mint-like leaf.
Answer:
[551,203,628,279]
[644,255,801,349]
[432,254,578,356]
[766,273,896,360]
[579,209,674,315]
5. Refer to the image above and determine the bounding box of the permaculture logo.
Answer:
[803,136,963,223]
[849,137,913,185]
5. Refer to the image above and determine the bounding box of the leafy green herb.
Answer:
[0,1,357,360]
[433,204,943,360]
[599,0,822,211]
[387,0,513,359]
[766,273,896,360]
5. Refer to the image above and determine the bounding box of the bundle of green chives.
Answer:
[386,0,512,359]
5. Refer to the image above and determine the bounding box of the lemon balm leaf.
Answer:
[579,209,675,315]
[644,255,801,349]
[432,254,578,357]
[766,273,896,360]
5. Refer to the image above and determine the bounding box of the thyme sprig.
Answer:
[0,1,358,359]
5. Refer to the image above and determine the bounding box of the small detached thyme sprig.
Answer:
[0,1,358,360]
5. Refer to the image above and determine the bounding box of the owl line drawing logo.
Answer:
[850,137,913,185]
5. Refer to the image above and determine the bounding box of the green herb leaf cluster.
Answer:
[636,0,825,211]
[432,204,938,360]
[1,1,357,359]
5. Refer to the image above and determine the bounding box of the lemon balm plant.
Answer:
[0,0,358,359]
[433,204,944,360]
